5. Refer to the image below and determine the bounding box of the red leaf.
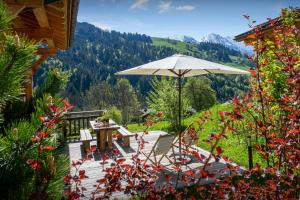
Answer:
[37,131,49,139]
[40,145,56,151]
[97,178,106,184]
[49,104,58,113]
[27,159,42,170]
[116,158,126,164]
[64,174,72,182]
[63,99,73,111]
[157,111,164,118]
[216,146,223,155]
[219,111,225,118]
[165,174,172,182]
[249,69,257,77]
[39,116,48,123]
[252,163,260,172]
[185,170,194,177]
[79,170,87,179]
[201,170,208,178]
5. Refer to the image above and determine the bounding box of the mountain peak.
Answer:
[199,33,253,55]
[168,34,198,44]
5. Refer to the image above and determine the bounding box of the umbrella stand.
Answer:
[178,73,182,159]
[169,69,192,163]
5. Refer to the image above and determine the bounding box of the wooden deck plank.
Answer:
[65,130,235,199]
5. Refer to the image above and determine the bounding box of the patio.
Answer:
[65,130,232,199]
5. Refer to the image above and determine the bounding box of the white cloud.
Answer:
[130,0,149,10]
[176,5,195,11]
[158,1,172,13]
[90,22,113,31]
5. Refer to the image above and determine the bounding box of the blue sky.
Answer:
[77,0,299,39]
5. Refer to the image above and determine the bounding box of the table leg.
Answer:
[107,130,113,149]
[96,131,100,147]
[100,130,106,151]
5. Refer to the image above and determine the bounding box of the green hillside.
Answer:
[152,37,201,55]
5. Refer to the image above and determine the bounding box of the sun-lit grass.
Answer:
[152,37,201,55]
[128,103,266,168]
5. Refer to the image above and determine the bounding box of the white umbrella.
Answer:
[116,54,249,159]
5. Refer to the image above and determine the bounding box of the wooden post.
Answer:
[248,136,253,169]
[107,129,112,149]
[99,130,106,151]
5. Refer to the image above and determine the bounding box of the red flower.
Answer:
[27,159,42,170]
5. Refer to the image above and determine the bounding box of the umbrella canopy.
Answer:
[116,54,249,77]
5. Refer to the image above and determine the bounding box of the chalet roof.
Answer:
[4,0,79,52]
[3,0,79,100]
[234,8,300,43]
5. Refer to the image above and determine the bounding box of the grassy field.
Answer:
[152,37,199,55]
[128,103,266,169]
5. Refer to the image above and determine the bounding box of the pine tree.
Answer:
[0,2,36,126]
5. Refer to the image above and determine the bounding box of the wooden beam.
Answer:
[7,4,25,16]
[36,48,57,55]
[33,7,56,48]
[46,6,65,18]
[33,7,50,27]
[5,0,44,9]
[14,27,54,39]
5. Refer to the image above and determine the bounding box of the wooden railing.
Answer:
[63,110,104,138]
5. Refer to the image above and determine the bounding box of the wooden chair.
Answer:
[172,124,198,153]
[142,134,176,166]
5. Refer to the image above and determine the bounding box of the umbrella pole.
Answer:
[178,73,182,159]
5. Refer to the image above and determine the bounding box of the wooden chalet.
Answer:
[3,0,79,100]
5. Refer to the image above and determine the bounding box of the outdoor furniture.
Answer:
[172,124,198,152]
[90,120,120,151]
[142,134,176,166]
[80,129,93,152]
[116,54,249,158]
[117,126,135,147]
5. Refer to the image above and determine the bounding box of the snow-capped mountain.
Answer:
[199,33,253,55]
[168,35,198,44]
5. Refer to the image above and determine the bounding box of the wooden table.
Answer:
[90,120,120,151]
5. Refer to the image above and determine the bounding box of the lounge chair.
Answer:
[172,124,198,153]
[142,134,176,166]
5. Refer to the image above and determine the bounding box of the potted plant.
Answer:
[96,112,110,126]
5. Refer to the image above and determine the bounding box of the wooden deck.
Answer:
[65,131,232,199]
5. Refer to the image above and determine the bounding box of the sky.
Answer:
[77,0,299,39]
